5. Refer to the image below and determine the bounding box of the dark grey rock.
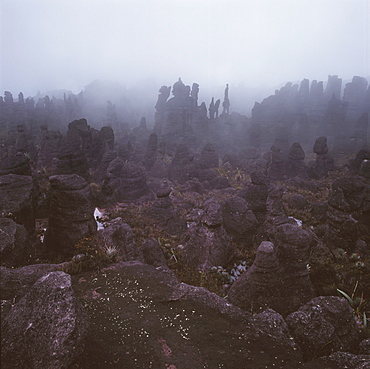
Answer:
[286,296,361,361]
[45,174,96,256]
[0,174,34,228]
[141,237,168,268]
[1,271,88,369]
[0,218,29,267]
[99,218,143,262]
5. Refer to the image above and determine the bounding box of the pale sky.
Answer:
[0,0,369,97]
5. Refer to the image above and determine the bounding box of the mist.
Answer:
[1,0,369,110]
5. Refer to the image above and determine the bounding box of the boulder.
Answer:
[0,263,62,300]
[0,174,34,229]
[286,296,361,361]
[1,271,88,369]
[0,218,29,267]
[141,237,168,268]
[222,196,259,240]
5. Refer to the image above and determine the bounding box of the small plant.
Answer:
[337,281,369,337]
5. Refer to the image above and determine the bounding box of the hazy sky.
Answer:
[1,0,369,97]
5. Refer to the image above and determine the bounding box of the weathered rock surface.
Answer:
[182,198,234,270]
[222,195,259,240]
[237,171,269,222]
[145,183,187,236]
[228,224,315,317]
[168,144,196,184]
[0,153,32,176]
[1,271,88,369]
[0,218,29,267]
[325,176,370,251]
[98,217,143,262]
[141,237,168,268]
[286,296,361,361]
[0,174,34,228]
[45,174,96,256]
[286,142,307,179]
[69,261,306,368]
[101,158,150,204]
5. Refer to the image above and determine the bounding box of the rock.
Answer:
[349,149,370,177]
[101,158,150,204]
[99,218,142,262]
[199,143,219,169]
[168,144,197,184]
[145,184,187,236]
[310,136,329,179]
[222,196,259,240]
[237,171,269,222]
[182,198,234,270]
[209,175,231,189]
[0,218,29,267]
[69,261,304,368]
[144,132,158,170]
[0,263,62,301]
[314,351,370,369]
[286,142,308,179]
[1,271,88,369]
[141,237,168,268]
[286,193,309,210]
[227,241,284,313]
[91,149,117,183]
[0,153,32,176]
[325,176,370,251]
[286,296,360,361]
[45,174,96,256]
[0,174,34,229]
[228,224,315,317]
[359,339,370,355]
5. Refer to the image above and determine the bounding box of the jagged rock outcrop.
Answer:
[0,218,29,267]
[286,296,360,361]
[1,271,88,369]
[45,174,96,256]
[181,198,234,270]
[0,174,34,228]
